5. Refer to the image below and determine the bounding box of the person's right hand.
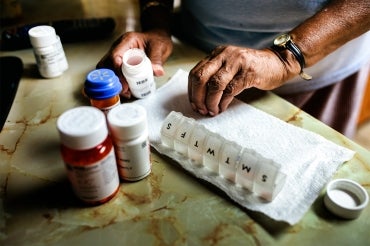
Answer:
[97,30,173,98]
[188,45,301,116]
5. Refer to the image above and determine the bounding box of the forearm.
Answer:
[290,0,370,67]
[139,0,174,35]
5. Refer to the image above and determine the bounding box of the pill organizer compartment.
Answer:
[235,149,260,191]
[160,111,183,148]
[203,133,223,173]
[219,140,242,182]
[188,124,208,165]
[253,160,287,201]
[174,117,195,156]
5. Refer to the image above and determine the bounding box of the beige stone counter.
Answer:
[1,1,369,245]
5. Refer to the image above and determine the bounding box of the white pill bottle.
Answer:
[121,48,156,99]
[107,103,151,181]
[28,25,68,78]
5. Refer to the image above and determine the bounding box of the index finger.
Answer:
[188,57,222,115]
[110,34,145,72]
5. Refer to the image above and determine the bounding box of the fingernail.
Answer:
[114,56,122,65]
[208,111,215,116]
[120,90,131,99]
[198,109,208,115]
[153,64,165,76]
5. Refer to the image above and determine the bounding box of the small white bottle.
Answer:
[28,25,68,78]
[121,48,156,99]
[107,103,151,181]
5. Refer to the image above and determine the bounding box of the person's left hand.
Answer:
[188,45,300,116]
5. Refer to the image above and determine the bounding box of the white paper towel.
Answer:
[134,69,355,225]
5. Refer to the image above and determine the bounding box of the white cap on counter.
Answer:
[324,178,369,219]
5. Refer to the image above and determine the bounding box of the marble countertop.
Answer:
[1,0,369,245]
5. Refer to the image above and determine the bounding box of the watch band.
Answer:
[274,34,312,81]
[286,40,312,80]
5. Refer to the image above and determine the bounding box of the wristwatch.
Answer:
[273,34,312,80]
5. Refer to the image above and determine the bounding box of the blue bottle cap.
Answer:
[84,68,122,99]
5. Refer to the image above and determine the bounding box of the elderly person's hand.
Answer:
[188,45,300,116]
[188,0,369,117]
[97,30,173,98]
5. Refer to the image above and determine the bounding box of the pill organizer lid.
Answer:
[107,103,147,140]
[324,179,369,219]
[84,68,122,99]
[57,106,108,150]
[29,25,57,47]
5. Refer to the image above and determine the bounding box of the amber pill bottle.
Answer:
[57,106,120,205]
[84,68,122,115]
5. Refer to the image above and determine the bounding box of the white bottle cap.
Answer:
[324,179,369,219]
[29,25,58,47]
[107,103,148,141]
[57,106,108,150]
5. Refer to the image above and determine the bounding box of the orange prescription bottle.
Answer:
[84,68,122,115]
[57,106,120,205]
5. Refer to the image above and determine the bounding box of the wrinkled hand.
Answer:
[97,30,173,98]
[188,45,300,116]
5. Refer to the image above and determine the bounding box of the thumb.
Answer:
[152,63,165,76]
[147,46,169,77]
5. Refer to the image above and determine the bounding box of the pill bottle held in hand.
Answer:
[121,48,156,99]
[28,25,68,78]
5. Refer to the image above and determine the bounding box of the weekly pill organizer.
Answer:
[160,111,287,202]
[134,69,355,224]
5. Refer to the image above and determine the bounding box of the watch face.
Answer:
[274,34,291,46]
